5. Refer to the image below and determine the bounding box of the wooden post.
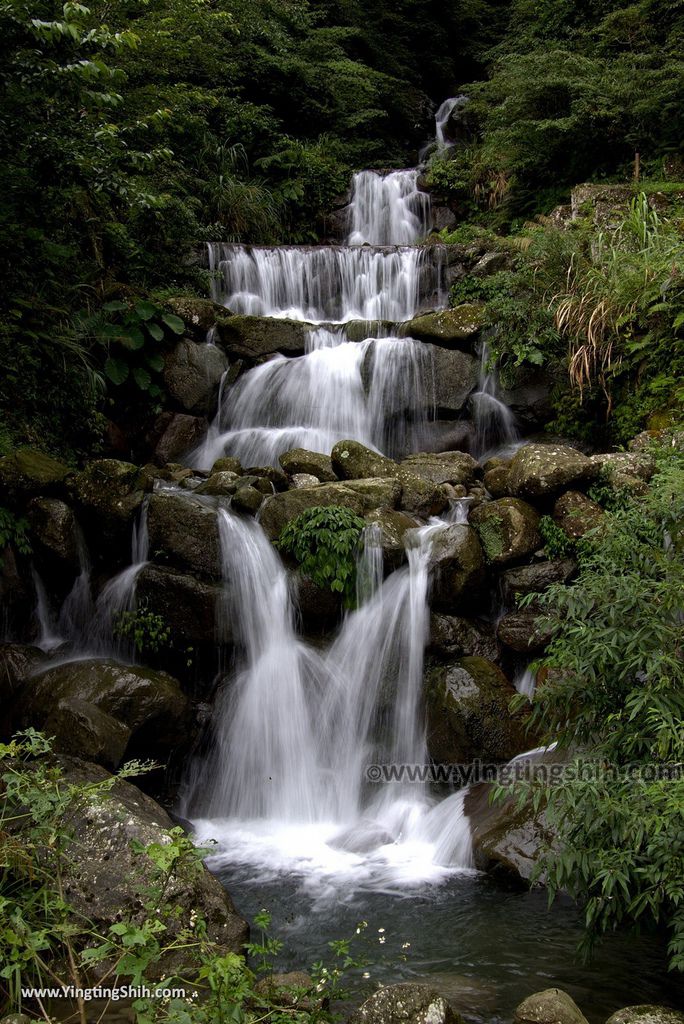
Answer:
[634,151,641,181]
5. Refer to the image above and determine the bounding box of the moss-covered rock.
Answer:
[0,448,71,503]
[217,314,312,359]
[423,524,486,611]
[136,564,224,646]
[553,490,604,539]
[280,448,337,481]
[27,497,79,568]
[195,470,240,496]
[501,559,576,601]
[400,304,486,347]
[166,296,228,336]
[330,441,447,517]
[400,451,479,487]
[606,1008,684,1024]
[429,614,500,661]
[508,443,595,499]
[259,483,368,541]
[212,456,243,475]
[514,988,589,1024]
[147,491,221,579]
[589,450,655,482]
[497,610,553,653]
[43,698,131,770]
[470,497,541,565]
[232,485,266,515]
[364,508,419,571]
[483,464,511,498]
[163,338,229,415]
[72,459,145,549]
[425,655,528,764]
[350,983,463,1024]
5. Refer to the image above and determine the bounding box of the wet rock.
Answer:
[425,656,528,764]
[508,443,595,500]
[400,304,486,347]
[605,1009,684,1024]
[472,251,509,276]
[293,573,341,632]
[43,698,131,770]
[0,643,48,714]
[423,524,486,611]
[331,441,447,517]
[590,451,656,483]
[350,983,463,1024]
[421,420,475,454]
[364,508,419,571]
[217,315,311,359]
[514,988,590,1024]
[499,364,555,431]
[136,564,223,645]
[400,451,479,487]
[232,485,265,515]
[153,412,208,465]
[55,758,248,973]
[212,456,243,475]
[27,497,79,568]
[14,659,188,763]
[246,466,289,491]
[166,296,228,336]
[501,560,576,601]
[466,782,554,883]
[342,478,402,507]
[259,483,368,541]
[430,205,458,232]
[291,473,321,488]
[429,614,500,661]
[483,464,511,498]
[72,459,144,550]
[497,611,553,653]
[470,498,541,565]
[147,491,221,579]
[553,491,604,539]
[195,470,240,496]
[163,338,229,415]
[0,448,70,503]
[430,347,480,415]
[280,448,337,481]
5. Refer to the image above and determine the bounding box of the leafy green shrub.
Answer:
[0,507,32,567]
[512,446,684,969]
[113,600,171,655]
[278,506,367,606]
[538,515,575,559]
[87,299,185,396]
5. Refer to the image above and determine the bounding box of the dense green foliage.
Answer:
[0,731,363,1021]
[513,443,684,968]
[278,505,367,606]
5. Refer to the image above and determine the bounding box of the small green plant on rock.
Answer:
[539,515,575,558]
[113,600,171,655]
[0,506,31,566]
[278,505,367,606]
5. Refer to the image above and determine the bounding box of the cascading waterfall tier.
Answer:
[195,327,435,469]
[207,242,444,323]
[189,511,474,890]
[347,169,430,246]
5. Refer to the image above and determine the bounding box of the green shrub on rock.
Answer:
[278,505,367,607]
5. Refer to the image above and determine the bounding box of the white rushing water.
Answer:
[434,95,468,150]
[347,169,430,246]
[195,326,435,469]
[470,342,519,460]
[189,512,474,892]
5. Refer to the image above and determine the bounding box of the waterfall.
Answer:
[195,327,435,469]
[206,242,443,323]
[434,96,467,150]
[57,527,93,647]
[32,569,63,652]
[190,513,473,886]
[514,664,537,698]
[470,341,519,460]
[347,169,430,246]
[355,524,384,607]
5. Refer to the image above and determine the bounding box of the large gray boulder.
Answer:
[27,498,80,569]
[423,524,486,611]
[470,498,541,565]
[0,448,70,503]
[400,451,479,487]
[136,564,224,645]
[350,983,463,1024]
[605,1009,684,1024]
[466,782,554,884]
[364,509,419,572]
[56,758,248,974]
[499,364,555,431]
[153,412,208,465]
[330,441,448,517]
[72,459,145,550]
[430,347,480,415]
[217,315,312,359]
[425,656,529,765]
[508,444,595,499]
[429,614,500,662]
[14,659,189,766]
[166,296,228,336]
[553,491,604,539]
[43,699,131,770]
[147,492,221,579]
[279,448,337,481]
[589,451,656,483]
[259,483,369,541]
[497,611,553,653]
[163,338,229,415]
[514,988,590,1024]
[501,560,576,601]
[399,304,486,347]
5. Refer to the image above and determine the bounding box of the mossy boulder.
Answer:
[27,498,79,568]
[422,524,486,611]
[501,559,576,601]
[212,456,243,475]
[497,610,554,653]
[72,459,145,549]
[589,450,655,483]
[364,508,419,571]
[0,448,70,503]
[330,441,447,517]
[166,296,228,336]
[400,451,479,487]
[232,485,266,515]
[553,490,604,539]
[259,483,368,541]
[483,464,511,498]
[425,656,528,764]
[13,659,188,765]
[153,412,208,465]
[195,470,240,496]
[136,564,224,646]
[163,338,229,415]
[350,983,464,1024]
[508,443,595,499]
[470,498,541,565]
[147,491,221,579]
[400,304,486,347]
[43,699,131,770]
[606,1009,684,1024]
[217,315,312,359]
[514,988,589,1024]
[279,448,337,481]
[429,614,500,662]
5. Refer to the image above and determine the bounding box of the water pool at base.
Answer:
[216,866,683,1024]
